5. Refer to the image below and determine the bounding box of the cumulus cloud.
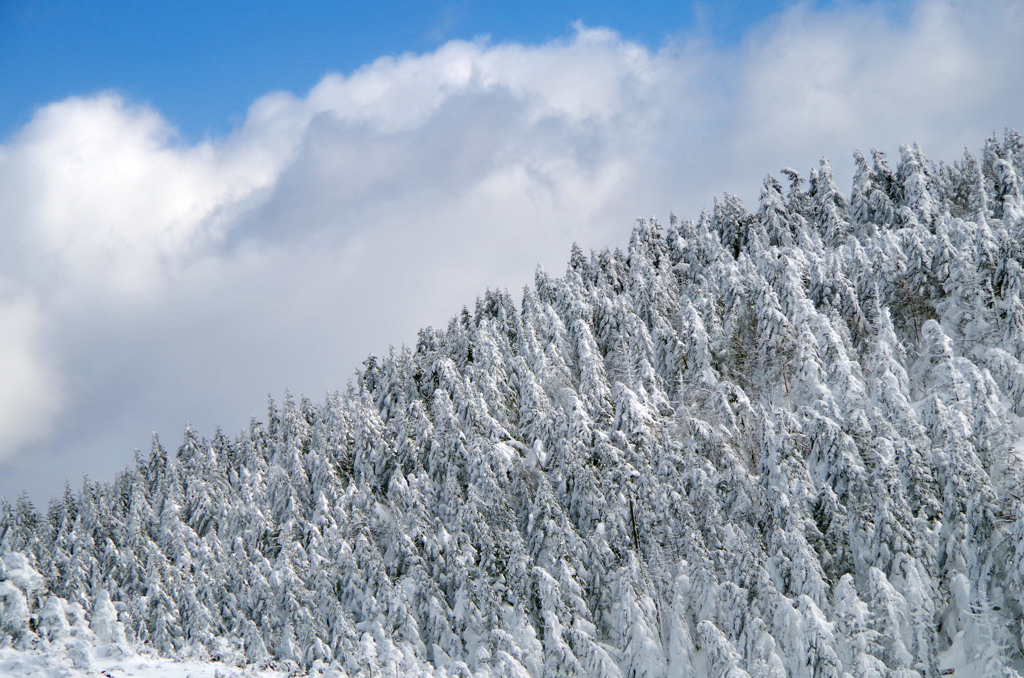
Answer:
[727,0,1024,176]
[0,96,280,296]
[1,0,1022,501]
[0,297,60,456]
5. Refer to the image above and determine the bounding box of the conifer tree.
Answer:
[2,132,1024,675]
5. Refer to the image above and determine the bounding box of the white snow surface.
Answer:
[0,646,295,678]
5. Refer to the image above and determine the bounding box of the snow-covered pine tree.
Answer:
[1,132,1023,676]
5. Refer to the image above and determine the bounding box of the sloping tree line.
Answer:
[2,132,1024,677]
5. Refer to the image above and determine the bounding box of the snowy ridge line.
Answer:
[2,132,1024,677]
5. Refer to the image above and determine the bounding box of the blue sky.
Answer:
[2,0,843,141]
[0,0,1020,503]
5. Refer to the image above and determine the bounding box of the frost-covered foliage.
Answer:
[3,132,1024,676]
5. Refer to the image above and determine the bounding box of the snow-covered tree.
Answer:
[2,131,1023,676]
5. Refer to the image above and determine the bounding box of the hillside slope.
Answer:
[3,133,1024,677]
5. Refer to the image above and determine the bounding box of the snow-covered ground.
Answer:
[0,646,336,678]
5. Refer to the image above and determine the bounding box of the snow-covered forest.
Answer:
[3,133,1024,677]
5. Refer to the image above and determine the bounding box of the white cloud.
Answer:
[1,1,1022,500]
[728,0,1024,186]
[0,297,60,456]
[0,95,281,297]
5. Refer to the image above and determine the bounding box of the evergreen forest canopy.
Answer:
[2,132,1024,677]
